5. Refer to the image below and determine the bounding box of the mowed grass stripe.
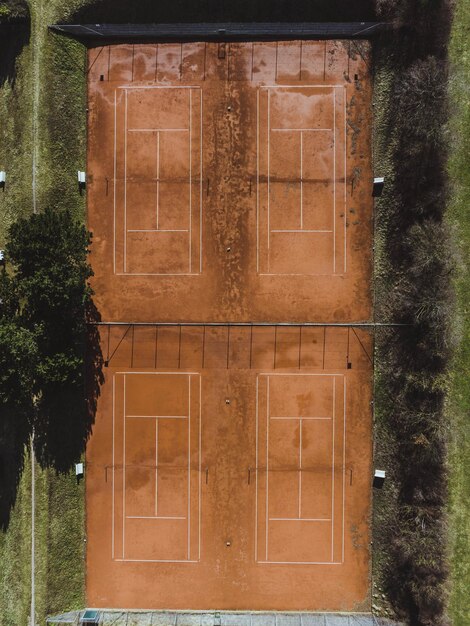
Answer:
[0,1,87,624]
[448,0,470,623]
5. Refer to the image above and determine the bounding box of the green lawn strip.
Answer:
[448,0,470,623]
[30,0,88,620]
[0,0,89,622]
[370,52,402,622]
[0,33,33,245]
[30,0,87,219]
[0,18,34,626]
[35,462,50,625]
[34,466,86,624]
[45,469,86,618]
[0,457,85,626]
[0,453,32,626]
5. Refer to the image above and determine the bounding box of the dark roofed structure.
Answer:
[49,22,385,41]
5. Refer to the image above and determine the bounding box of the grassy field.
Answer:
[448,0,470,623]
[0,457,32,626]
[0,1,88,624]
[0,456,86,626]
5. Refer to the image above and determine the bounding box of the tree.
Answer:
[0,270,37,527]
[0,207,102,484]
[0,1,29,22]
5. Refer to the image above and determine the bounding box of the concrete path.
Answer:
[46,611,404,626]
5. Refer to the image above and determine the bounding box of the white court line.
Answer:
[128,128,188,132]
[267,90,271,270]
[259,85,342,89]
[258,86,342,276]
[271,128,332,132]
[126,415,188,419]
[257,561,343,565]
[118,86,202,276]
[114,372,201,563]
[266,376,270,560]
[270,416,331,420]
[270,518,331,522]
[112,376,115,558]
[188,375,191,560]
[126,516,186,520]
[189,89,192,273]
[300,131,303,229]
[156,131,160,229]
[155,418,158,516]
[122,375,126,558]
[299,417,302,518]
[256,373,345,564]
[342,378,346,563]
[113,90,117,275]
[199,89,203,274]
[118,85,197,90]
[258,273,346,277]
[331,377,336,562]
[198,375,202,561]
[256,88,260,274]
[116,371,200,375]
[114,559,200,563]
[124,90,128,273]
[115,272,202,276]
[127,229,190,233]
[271,229,332,233]
[260,372,343,377]
[333,90,336,274]
[344,87,347,274]
[255,376,259,561]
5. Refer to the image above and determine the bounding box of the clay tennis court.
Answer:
[87,40,372,322]
[86,42,373,611]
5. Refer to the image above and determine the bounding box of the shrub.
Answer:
[373,1,454,623]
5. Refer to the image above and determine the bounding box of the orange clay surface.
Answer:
[87,41,373,323]
[86,42,374,611]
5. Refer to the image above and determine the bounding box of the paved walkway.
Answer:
[47,611,404,626]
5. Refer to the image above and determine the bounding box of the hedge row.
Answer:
[0,0,28,22]
[373,1,454,625]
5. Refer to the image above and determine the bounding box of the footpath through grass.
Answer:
[448,1,470,623]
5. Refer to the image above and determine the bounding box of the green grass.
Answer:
[448,0,470,623]
[370,58,400,621]
[36,467,86,621]
[0,455,85,626]
[0,1,89,624]
[0,454,32,626]
[30,0,87,219]
[0,31,33,244]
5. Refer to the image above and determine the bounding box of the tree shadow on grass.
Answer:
[0,21,30,88]
[33,299,104,474]
[70,0,376,25]
[0,299,103,529]
[0,409,30,530]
